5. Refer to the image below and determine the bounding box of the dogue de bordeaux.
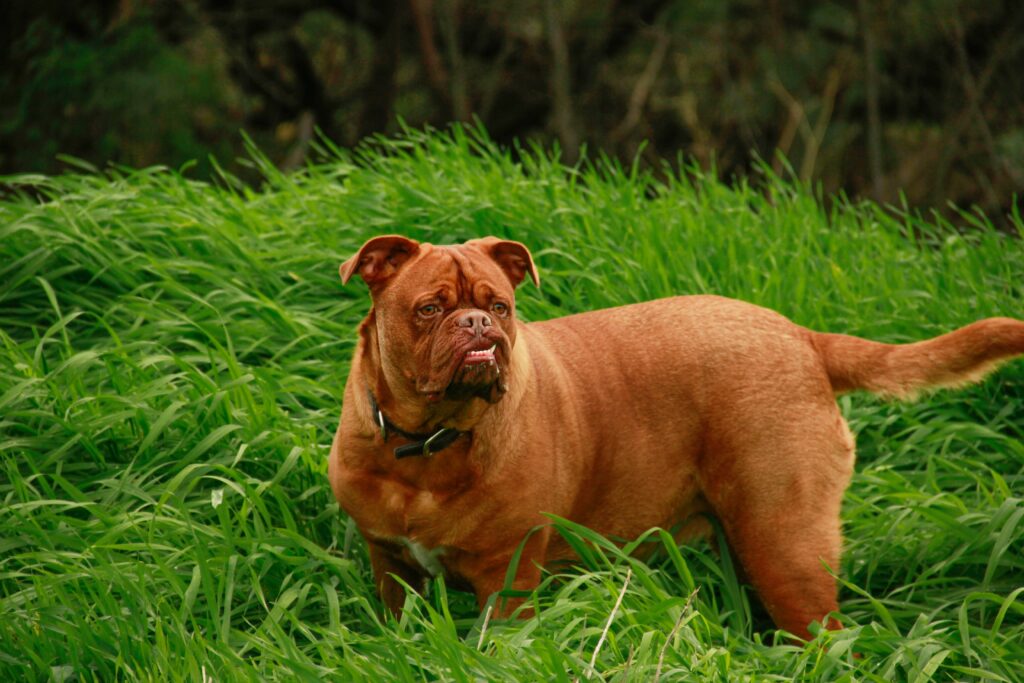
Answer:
[328,234,1023,639]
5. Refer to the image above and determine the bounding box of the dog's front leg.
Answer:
[465,526,551,618]
[367,541,424,617]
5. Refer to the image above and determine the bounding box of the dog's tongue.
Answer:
[463,345,496,365]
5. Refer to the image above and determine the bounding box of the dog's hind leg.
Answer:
[698,404,857,640]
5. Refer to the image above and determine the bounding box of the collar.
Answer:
[367,390,466,459]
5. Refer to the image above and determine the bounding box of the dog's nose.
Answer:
[455,310,492,336]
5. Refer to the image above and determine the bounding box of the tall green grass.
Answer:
[1,126,1022,681]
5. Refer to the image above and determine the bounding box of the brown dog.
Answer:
[328,234,1024,639]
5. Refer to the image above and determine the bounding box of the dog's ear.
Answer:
[470,237,540,288]
[340,235,421,288]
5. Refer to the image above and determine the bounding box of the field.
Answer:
[1,127,1022,681]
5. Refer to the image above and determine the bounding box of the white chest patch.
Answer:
[396,537,446,577]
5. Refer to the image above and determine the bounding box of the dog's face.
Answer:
[340,236,538,405]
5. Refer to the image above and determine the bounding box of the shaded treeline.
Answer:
[3,0,1024,221]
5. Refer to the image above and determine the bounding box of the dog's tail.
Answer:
[812,318,1024,399]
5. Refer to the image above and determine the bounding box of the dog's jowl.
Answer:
[328,234,1024,639]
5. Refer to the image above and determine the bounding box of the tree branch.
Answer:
[544,0,580,164]
[409,0,452,114]
[437,0,470,120]
[610,27,670,143]
[858,0,884,200]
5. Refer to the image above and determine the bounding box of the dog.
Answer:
[328,234,1023,639]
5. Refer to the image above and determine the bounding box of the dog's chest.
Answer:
[359,475,464,576]
[394,536,447,577]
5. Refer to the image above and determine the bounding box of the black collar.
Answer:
[367,390,466,459]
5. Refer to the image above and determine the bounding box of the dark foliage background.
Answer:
[4,0,1024,221]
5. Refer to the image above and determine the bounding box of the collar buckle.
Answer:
[421,429,445,457]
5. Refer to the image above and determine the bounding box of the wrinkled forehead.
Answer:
[382,243,514,304]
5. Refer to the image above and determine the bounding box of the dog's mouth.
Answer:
[418,337,508,403]
[461,344,497,366]
[446,342,503,400]
[415,327,512,403]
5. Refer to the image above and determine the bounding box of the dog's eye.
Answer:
[418,304,441,318]
[492,302,510,317]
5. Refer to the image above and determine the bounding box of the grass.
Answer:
[1,125,1022,681]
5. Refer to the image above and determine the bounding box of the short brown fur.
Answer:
[329,235,1024,639]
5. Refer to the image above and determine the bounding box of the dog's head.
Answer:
[340,235,538,406]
